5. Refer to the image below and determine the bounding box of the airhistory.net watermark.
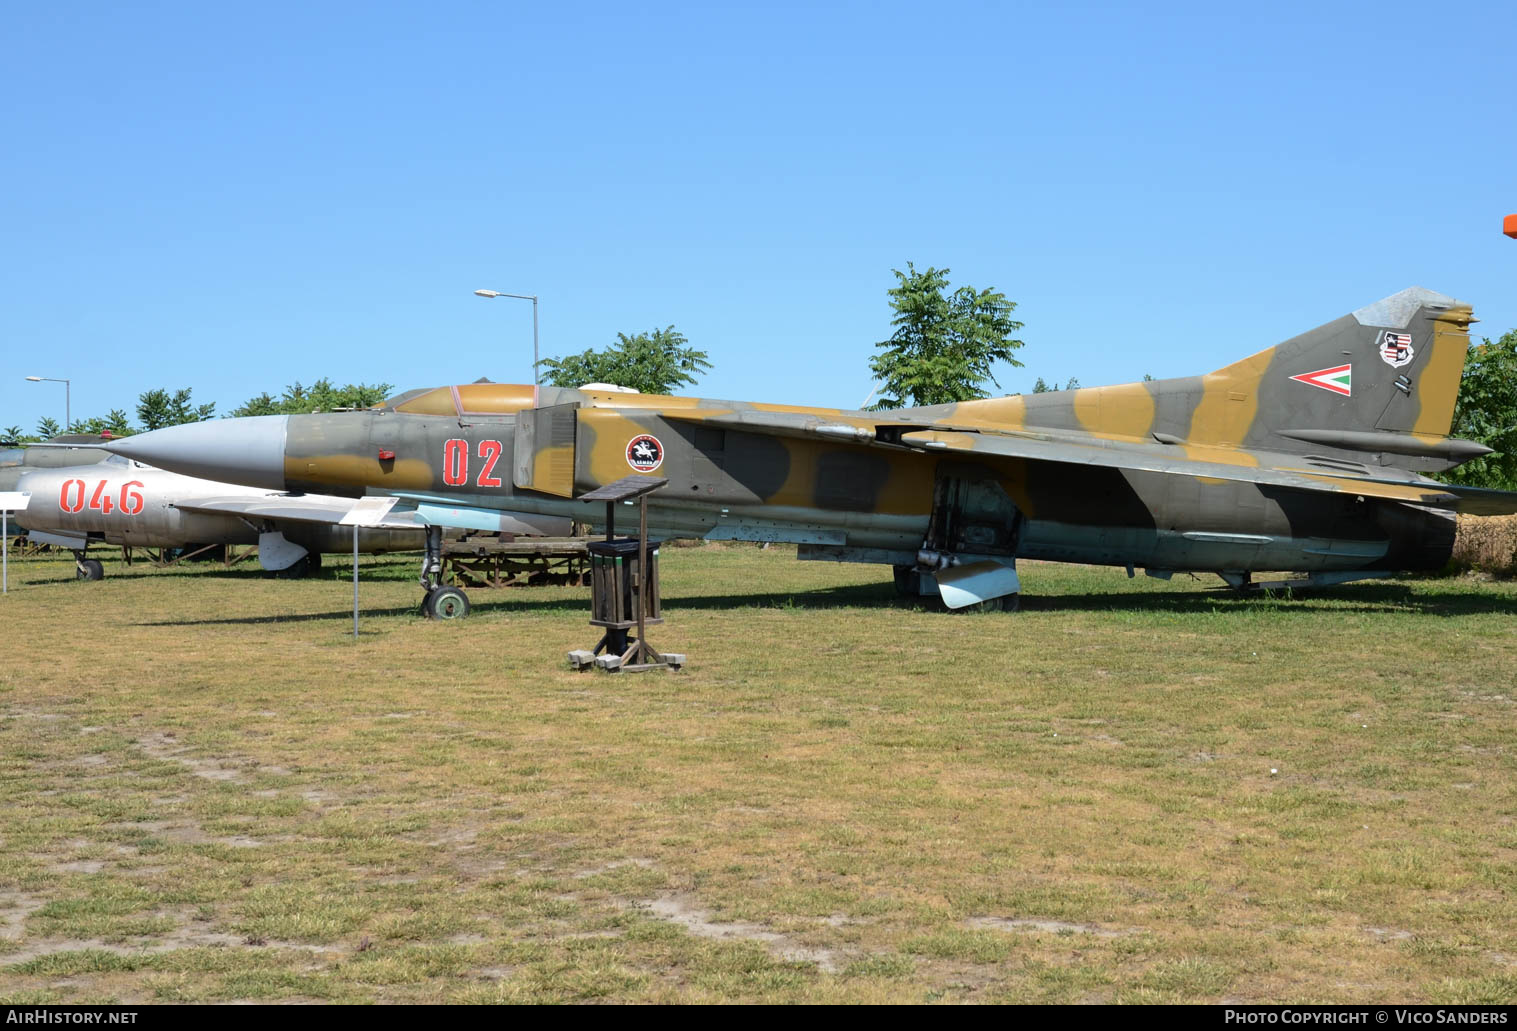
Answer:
[5,1013,138,1025]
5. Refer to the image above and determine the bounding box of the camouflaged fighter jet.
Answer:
[95,287,1517,615]
[3,441,434,580]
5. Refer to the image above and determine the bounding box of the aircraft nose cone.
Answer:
[99,415,290,490]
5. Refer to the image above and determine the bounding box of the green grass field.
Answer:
[1,544,1514,1004]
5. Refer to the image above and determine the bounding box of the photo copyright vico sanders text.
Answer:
[1226,1013,1507,1025]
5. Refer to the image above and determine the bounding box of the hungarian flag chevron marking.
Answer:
[1289,363,1352,397]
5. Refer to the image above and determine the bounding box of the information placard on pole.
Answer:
[0,492,33,596]
[339,497,402,638]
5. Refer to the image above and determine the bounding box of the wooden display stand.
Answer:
[567,475,684,673]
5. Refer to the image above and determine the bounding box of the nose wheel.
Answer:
[74,553,104,581]
[417,525,470,619]
[423,586,470,620]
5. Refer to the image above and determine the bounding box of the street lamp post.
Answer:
[25,376,70,434]
[474,289,540,408]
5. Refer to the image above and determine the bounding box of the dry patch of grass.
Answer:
[0,546,1515,1003]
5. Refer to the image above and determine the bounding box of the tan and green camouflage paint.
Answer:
[277,289,1479,574]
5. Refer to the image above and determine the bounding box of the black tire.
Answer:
[427,586,470,620]
[271,555,311,579]
[892,564,920,597]
[77,558,104,581]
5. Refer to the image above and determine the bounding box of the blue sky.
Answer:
[3,1,1514,434]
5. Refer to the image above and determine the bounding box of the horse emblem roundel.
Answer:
[626,434,664,472]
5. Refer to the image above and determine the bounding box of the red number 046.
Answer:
[58,479,146,515]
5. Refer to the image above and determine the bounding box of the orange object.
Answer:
[1505,214,1517,239]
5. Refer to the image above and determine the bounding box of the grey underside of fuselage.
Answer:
[387,475,1418,575]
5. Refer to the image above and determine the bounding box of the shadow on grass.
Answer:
[127,579,1517,628]
[20,563,422,588]
[1019,583,1517,617]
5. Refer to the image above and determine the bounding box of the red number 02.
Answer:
[442,439,469,486]
[441,439,507,488]
[477,440,503,487]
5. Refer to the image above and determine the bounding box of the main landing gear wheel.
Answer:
[892,564,920,597]
[425,586,471,620]
[76,558,104,582]
[272,555,313,579]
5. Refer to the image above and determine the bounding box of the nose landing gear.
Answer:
[74,552,104,581]
[418,524,470,619]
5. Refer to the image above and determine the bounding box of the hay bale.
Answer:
[1452,514,1517,576]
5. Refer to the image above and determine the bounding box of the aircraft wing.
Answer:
[172,496,424,530]
[661,411,1477,509]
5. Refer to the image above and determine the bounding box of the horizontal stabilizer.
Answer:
[894,428,1463,507]
[1425,484,1517,516]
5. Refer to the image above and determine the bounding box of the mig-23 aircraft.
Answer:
[95,287,1517,615]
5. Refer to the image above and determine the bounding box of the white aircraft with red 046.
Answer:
[5,445,562,580]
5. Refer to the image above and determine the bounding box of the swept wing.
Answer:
[659,411,1515,513]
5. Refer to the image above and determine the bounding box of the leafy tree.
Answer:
[232,392,281,417]
[1032,377,1080,393]
[1442,330,1517,490]
[70,410,135,437]
[869,263,1025,409]
[137,388,215,431]
[3,426,23,442]
[230,379,393,417]
[37,417,60,438]
[539,326,710,395]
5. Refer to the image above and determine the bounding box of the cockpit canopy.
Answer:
[381,384,537,416]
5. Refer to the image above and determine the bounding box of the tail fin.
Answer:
[1195,287,1480,468]
[925,287,1479,470]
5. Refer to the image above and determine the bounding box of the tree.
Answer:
[1442,330,1517,491]
[3,426,23,442]
[37,417,60,438]
[539,326,711,395]
[230,379,393,417]
[232,392,281,417]
[1032,377,1080,393]
[137,388,215,431]
[868,263,1025,409]
[71,410,134,437]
